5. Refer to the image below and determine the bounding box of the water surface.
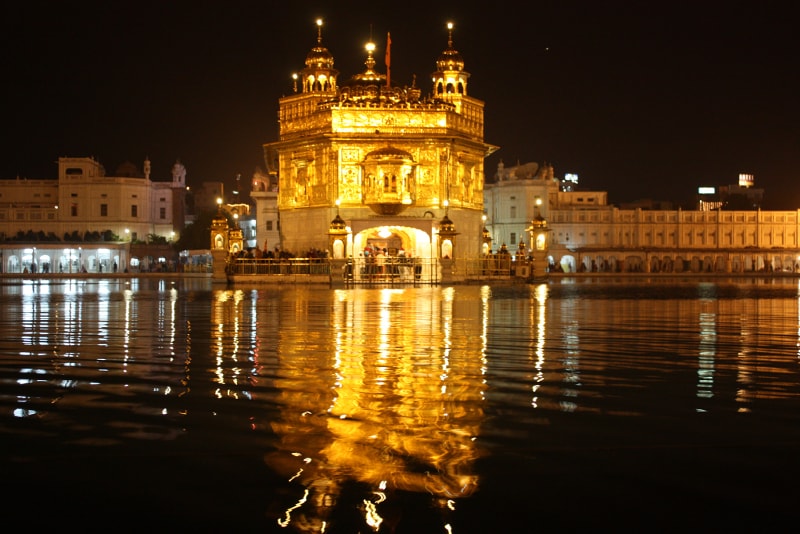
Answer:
[2,277,799,531]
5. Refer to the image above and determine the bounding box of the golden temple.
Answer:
[263,20,498,260]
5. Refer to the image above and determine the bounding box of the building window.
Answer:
[266,221,273,231]
[510,232,517,245]
[159,207,166,219]
[71,203,78,216]
[100,204,108,216]
[131,205,138,217]
[510,206,517,219]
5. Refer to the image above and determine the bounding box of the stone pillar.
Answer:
[440,258,454,283]
[211,250,229,283]
[330,258,348,287]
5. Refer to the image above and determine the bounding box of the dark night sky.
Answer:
[2,1,798,208]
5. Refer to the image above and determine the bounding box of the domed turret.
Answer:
[432,22,470,98]
[299,19,338,93]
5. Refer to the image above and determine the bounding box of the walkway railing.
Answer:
[226,256,528,285]
[342,257,440,286]
[228,257,331,276]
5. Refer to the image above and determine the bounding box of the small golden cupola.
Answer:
[298,19,339,93]
[432,22,469,99]
[338,39,389,104]
[351,41,386,86]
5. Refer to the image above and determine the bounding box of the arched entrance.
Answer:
[350,225,435,283]
[352,225,433,260]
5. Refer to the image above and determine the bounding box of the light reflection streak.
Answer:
[560,291,580,412]
[277,488,309,528]
[697,311,716,404]
[211,290,247,396]
[532,283,548,409]
[797,280,800,360]
[363,498,383,530]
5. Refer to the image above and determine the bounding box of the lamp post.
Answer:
[437,202,458,283]
[328,199,348,259]
[481,213,492,255]
[210,198,231,282]
[327,199,350,285]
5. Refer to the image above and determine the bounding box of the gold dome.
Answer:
[306,45,334,70]
[435,23,465,72]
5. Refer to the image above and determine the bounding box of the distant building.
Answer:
[696,174,764,211]
[0,157,185,273]
[190,181,225,216]
[485,162,799,274]
[250,168,280,253]
[484,160,608,254]
[484,160,558,254]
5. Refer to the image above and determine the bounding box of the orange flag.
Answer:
[385,32,391,87]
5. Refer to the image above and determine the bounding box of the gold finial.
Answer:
[364,41,376,72]
[316,18,323,43]
[447,22,454,48]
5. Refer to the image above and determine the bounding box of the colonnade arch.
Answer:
[549,249,800,274]
[0,246,130,274]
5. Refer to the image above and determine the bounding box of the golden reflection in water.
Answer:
[532,283,548,409]
[261,287,487,531]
